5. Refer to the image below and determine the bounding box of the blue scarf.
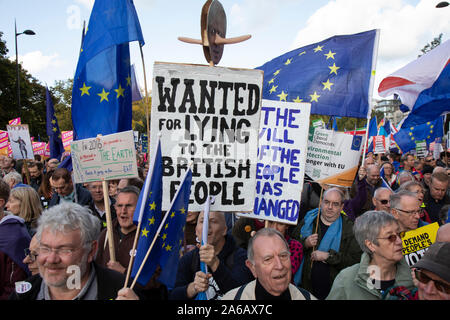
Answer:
[293,208,343,286]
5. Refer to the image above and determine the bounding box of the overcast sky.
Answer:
[1,0,448,100]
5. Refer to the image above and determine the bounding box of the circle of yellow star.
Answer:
[269,85,278,94]
[328,63,340,75]
[114,84,125,98]
[141,227,149,237]
[322,79,334,91]
[79,83,91,96]
[313,45,324,52]
[310,91,320,102]
[277,91,288,102]
[97,88,110,102]
[285,58,292,65]
[293,96,303,103]
[324,50,336,60]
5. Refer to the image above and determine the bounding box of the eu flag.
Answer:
[393,117,444,153]
[256,30,379,118]
[71,0,144,140]
[130,138,163,286]
[45,87,65,161]
[157,168,193,290]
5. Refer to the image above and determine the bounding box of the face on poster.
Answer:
[150,62,263,212]
[7,125,34,160]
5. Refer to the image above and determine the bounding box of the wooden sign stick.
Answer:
[311,186,325,268]
[102,179,116,262]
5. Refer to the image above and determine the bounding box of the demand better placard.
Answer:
[150,62,263,212]
[402,222,439,267]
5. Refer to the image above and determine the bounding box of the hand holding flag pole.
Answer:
[195,195,215,300]
[123,136,160,288]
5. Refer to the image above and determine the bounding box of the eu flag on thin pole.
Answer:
[130,166,193,291]
[45,87,65,161]
[393,116,444,153]
[157,167,193,290]
[71,0,144,140]
[256,29,379,118]
[129,137,163,287]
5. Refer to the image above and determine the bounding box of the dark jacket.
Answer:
[88,196,116,230]
[423,190,450,224]
[169,234,254,300]
[290,213,362,295]
[48,183,92,208]
[0,251,29,300]
[8,263,136,300]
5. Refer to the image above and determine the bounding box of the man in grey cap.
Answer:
[413,242,450,300]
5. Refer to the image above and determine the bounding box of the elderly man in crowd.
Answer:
[223,228,315,300]
[390,190,423,232]
[372,187,393,213]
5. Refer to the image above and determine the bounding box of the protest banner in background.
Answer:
[150,62,263,211]
[70,130,138,183]
[32,142,47,156]
[7,125,34,160]
[238,99,311,225]
[402,222,439,266]
[62,131,73,152]
[0,131,9,156]
[374,135,387,154]
[8,117,21,125]
[305,128,363,187]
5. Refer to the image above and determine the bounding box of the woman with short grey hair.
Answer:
[326,210,415,300]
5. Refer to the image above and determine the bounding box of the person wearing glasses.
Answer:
[390,190,423,232]
[290,187,362,299]
[23,235,39,276]
[372,187,393,213]
[223,228,316,300]
[326,210,415,300]
[399,181,432,225]
[410,242,450,300]
[48,168,92,208]
[9,202,140,300]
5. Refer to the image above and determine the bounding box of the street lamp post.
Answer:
[15,20,35,118]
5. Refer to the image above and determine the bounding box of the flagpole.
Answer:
[123,136,161,288]
[139,43,151,162]
[362,29,381,165]
[129,164,193,290]
[311,186,324,268]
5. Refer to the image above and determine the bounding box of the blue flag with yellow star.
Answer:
[71,0,144,140]
[156,167,193,289]
[393,116,444,153]
[257,29,379,118]
[130,138,163,286]
[45,87,65,161]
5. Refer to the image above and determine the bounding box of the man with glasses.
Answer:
[223,228,316,300]
[9,202,140,300]
[291,187,362,299]
[390,190,422,232]
[48,168,91,208]
[87,181,116,230]
[413,242,450,300]
[23,235,39,276]
[372,187,393,213]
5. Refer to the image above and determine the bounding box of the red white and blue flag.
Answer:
[378,39,450,128]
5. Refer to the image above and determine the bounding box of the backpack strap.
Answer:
[234,283,248,300]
